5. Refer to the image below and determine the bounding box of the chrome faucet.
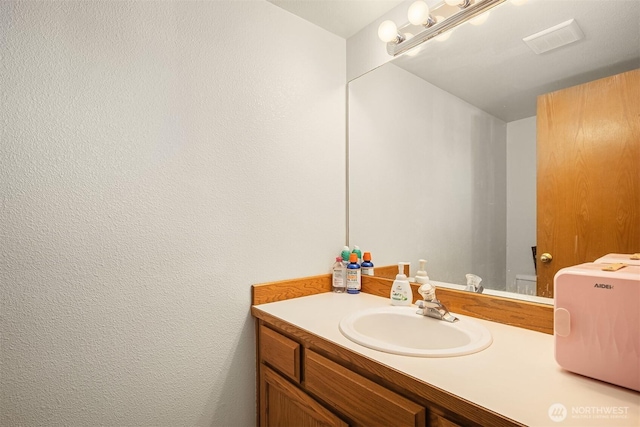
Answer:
[464,273,484,294]
[416,284,458,323]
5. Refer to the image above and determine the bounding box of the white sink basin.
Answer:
[339,306,492,357]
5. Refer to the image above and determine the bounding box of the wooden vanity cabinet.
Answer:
[259,325,345,426]
[304,350,425,427]
[260,365,347,427]
[256,321,469,427]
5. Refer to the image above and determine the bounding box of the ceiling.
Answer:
[393,0,640,121]
[268,0,405,39]
[269,0,640,122]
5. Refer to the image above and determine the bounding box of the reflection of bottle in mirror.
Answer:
[351,245,362,263]
[361,252,374,276]
[415,259,429,284]
[332,256,346,293]
[346,253,361,294]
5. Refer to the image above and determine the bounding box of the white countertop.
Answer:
[254,292,640,427]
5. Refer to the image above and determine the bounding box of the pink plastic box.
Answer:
[554,262,640,391]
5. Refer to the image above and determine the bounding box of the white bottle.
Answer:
[390,262,412,306]
[332,256,345,293]
[340,245,351,287]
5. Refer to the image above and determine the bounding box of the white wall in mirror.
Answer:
[348,0,638,296]
[505,117,537,292]
[350,64,540,291]
[349,63,509,289]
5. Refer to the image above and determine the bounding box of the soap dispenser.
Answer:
[390,262,412,306]
[415,259,430,285]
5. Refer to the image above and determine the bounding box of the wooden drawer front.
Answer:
[305,350,425,427]
[260,326,301,383]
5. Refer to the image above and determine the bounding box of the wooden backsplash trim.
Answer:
[362,276,554,334]
[370,264,409,279]
[252,265,400,305]
[252,274,332,305]
[252,271,553,334]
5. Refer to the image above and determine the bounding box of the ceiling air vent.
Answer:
[523,19,584,54]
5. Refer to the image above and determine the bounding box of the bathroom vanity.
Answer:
[254,294,504,427]
[251,275,640,426]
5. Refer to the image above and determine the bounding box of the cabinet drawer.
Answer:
[305,350,425,427]
[430,412,462,427]
[260,325,301,383]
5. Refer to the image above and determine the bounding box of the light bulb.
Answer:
[445,0,464,6]
[470,11,490,25]
[408,1,430,26]
[378,20,399,42]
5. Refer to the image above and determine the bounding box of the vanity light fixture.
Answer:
[445,0,471,7]
[434,16,453,41]
[408,0,436,27]
[469,10,491,25]
[378,20,405,43]
[378,0,506,56]
[403,33,423,56]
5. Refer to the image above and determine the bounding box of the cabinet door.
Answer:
[260,364,348,427]
[429,412,462,427]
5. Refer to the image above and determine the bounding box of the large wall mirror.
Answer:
[348,0,639,300]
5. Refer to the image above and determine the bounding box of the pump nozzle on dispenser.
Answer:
[396,262,408,278]
[415,259,430,284]
[390,262,412,306]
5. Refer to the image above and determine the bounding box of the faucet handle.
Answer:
[418,283,435,301]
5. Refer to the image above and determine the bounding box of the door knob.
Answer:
[540,253,553,263]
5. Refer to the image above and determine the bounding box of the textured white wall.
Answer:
[0,1,345,426]
[349,63,506,289]
[506,116,537,289]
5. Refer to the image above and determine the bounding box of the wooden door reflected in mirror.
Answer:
[536,69,640,297]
